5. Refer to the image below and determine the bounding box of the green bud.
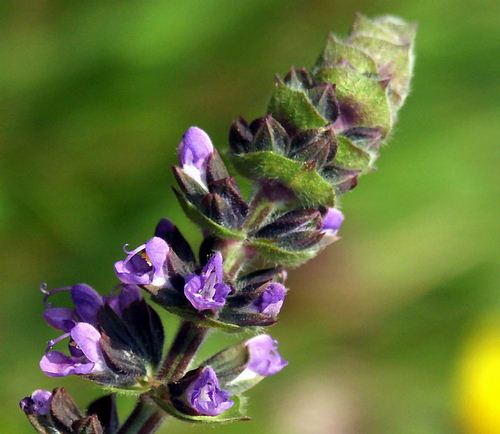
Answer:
[229,15,415,207]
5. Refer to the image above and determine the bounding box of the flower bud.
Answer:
[178,126,214,190]
[20,390,52,416]
[230,15,415,208]
[20,388,116,434]
[321,207,344,236]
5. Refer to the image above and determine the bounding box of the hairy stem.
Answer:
[117,395,164,434]
[118,321,208,434]
[157,320,208,382]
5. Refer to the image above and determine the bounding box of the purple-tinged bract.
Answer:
[184,252,231,311]
[19,390,52,416]
[246,334,288,376]
[114,237,169,287]
[184,366,234,416]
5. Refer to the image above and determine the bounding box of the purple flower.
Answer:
[43,283,103,334]
[183,367,234,416]
[321,207,344,236]
[246,334,288,376]
[114,237,169,287]
[40,323,106,377]
[184,252,231,311]
[40,284,142,378]
[178,126,214,189]
[19,390,52,416]
[252,282,286,318]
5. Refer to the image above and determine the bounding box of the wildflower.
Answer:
[246,334,288,376]
[252,282,286,318]
[184,252,231,311]
[114,237,169,287]
[182,367,234,416]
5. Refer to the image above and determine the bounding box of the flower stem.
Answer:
[157,320,208,382]
[118,321,208,434]
[116,395,164,434]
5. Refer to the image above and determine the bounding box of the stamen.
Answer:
[45,332,70,352]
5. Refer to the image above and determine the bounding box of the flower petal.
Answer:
[145,237,169,286]
[246,334,288,376]
[70,323,106,372]
[322,208,344,234]
[40,351,93,377]
[178,126,214,169]
[71,284,104,325]
[43,307,76,332]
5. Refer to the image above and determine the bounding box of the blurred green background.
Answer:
[1,0,498,433]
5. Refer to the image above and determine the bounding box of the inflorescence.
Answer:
[20,14,415,434]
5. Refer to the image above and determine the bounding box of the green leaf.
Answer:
[173,189,246,240]
[152,392,250,424]
[335,135,371,170]
[316,33,377,74]
[350,35,413,109]
[352,13,402,44]
[201,341,249,384]
[268,78,328,130]
[223,374,265,395]
[316,65,392,136]
[231,151,335,207]
[249,238,320,267]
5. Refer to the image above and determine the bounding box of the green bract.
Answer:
[231,151,335,207]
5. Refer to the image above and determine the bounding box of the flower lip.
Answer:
[246,334,288,377]
[40,322,106,377]
[20,389,52,416]
[184,252,231,311]
[114,236,169,287]
[184,366,234,416]
[252,282,286,318]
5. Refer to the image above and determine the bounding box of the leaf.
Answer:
[350,34,413,109]
[50,388,84,431]
[316,65,392,136]
[152,392,250,424]
[352,13,402,43]
[334,135,371,170]
[72,415,103,434]
[173,189,246,240]
[201,342,249,384]
[268,78,329,130]
[231,151,335,207]
[248,238,320,267]
[223,374,265,396]
[316,33,378,74]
